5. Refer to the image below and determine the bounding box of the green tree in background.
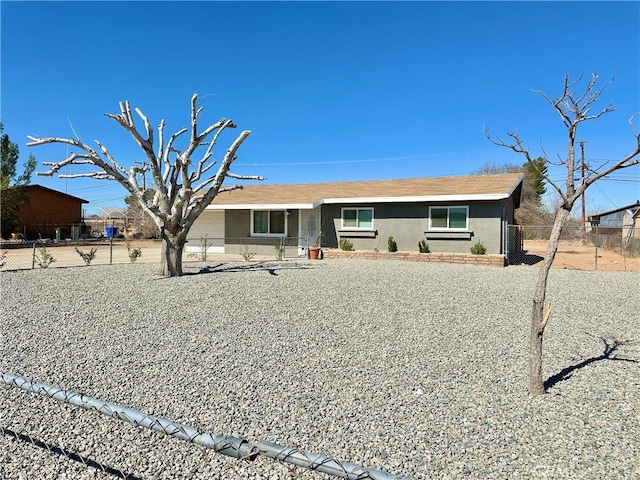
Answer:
[1,123,37,236]
[476,157,549,224]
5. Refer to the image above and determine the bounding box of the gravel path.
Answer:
[1,260,638,479]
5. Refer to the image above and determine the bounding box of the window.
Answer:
[429,206,468,230]
[341,208,374,229]
[252,210,286,235]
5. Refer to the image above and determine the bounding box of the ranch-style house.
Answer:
[186,172,523,259]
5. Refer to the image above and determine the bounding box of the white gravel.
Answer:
[1,260,639,479]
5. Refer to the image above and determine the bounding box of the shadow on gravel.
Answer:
[2,427,142,479]
[545,337,638,390]
[514,252,545,266]
[188,261,314,277]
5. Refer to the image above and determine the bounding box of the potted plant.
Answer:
[309,231,323,260]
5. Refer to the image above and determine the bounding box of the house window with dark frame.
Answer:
[252,210,286,236]
[341,208,374,229]
[429,206,469,230]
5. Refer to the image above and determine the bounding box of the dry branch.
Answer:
[27,94,261,277]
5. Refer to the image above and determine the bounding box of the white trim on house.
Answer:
[205,193,513,211]
[206,203,315,210]
[321,193,512,205]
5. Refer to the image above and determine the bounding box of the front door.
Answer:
[298,208,321,256]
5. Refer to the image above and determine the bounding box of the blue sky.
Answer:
[2,1,639,216]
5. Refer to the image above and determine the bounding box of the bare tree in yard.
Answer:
[484,74,640,395]
[28,95,260,276]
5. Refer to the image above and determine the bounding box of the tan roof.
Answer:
[210,173,523,207]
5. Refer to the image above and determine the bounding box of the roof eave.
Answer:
[320,193,513,204]
[206,203,316,210]
[208,193,513,210]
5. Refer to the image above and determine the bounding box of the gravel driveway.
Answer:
[1,260,638,479]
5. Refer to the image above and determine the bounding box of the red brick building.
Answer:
[13,185,88,239]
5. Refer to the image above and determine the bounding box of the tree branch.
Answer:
[191,119,236,183]
[185,130,256,224]
[483,127,566,201]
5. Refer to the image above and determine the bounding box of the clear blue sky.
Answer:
[2,1,639,216]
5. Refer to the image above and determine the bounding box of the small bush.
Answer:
[339,238,353,251]
[418,239,430,253]
[470,242,487,255]
[35,246,56,268]
[241,243,256,261]
[274,242,285,260]
[75,247,97,265]
[387,236,398,252]
[188,235,212,261]
[126,242,142,263]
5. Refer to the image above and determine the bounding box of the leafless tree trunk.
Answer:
[28,94,260,277]
[485,74,640,395]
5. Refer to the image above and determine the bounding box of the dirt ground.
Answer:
[522,240,640,272]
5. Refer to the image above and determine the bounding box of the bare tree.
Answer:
[485,74,640,395]
[28,95,261,276]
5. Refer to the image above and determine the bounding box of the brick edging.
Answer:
[321,249,505,267]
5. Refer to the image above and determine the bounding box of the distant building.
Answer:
[12,184,89,239]
[588,202,640,229]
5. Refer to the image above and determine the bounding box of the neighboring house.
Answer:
[12,185,89,239]
[187,173,523,257]
[588,201,640,229]
[622,204,640,241]
[632,208,640,231]
[588,201,640,246]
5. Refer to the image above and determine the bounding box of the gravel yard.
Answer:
[1,260,638,479]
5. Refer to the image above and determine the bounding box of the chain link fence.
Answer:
[1,371,407,480]
[0,236,314,271]
[507,225,640,271]
[0,238,157,271]
[185,236,311,261]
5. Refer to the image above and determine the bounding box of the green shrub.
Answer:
[387,236,398,252]
[126,242,142,263]
[274,242,285,260]
[75,247,97,265]
[35,246,56,268]
[339,238,353,251]
[470,242,487,255]
[418,239,430,253]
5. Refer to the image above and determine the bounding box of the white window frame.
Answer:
[251,210,287,237]
[341,207,374,230]
[428,205,469,230]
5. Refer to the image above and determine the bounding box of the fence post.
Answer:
[32,241,36,269]
[110,235,113,265]
[594,226,598,271]
[505,225,510,265]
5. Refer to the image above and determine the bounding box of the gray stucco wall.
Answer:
[321,200,509,255]
[223,209,300,256]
